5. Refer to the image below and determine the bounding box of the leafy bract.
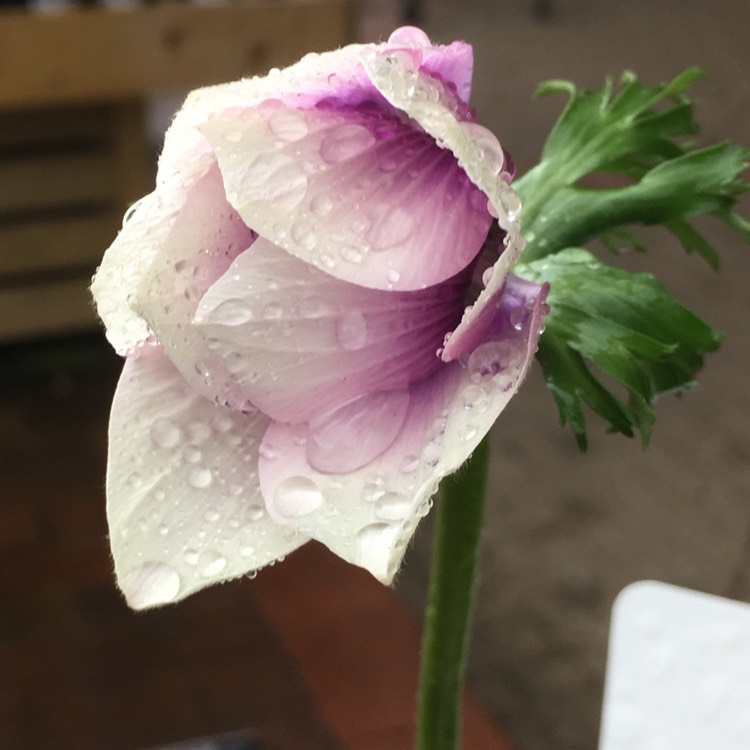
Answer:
[516,70,749,267]
[517,250,722,450]
[512,70,747,447]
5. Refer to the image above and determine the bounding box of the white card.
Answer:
[599,580,750,750]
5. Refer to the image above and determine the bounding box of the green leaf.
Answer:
[515,70,750,264]
[517,250,723,447]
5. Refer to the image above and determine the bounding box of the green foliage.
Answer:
[518,250,722,449]
[512,70,748,447]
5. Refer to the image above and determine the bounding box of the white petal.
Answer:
[132,161,259,411]
[257,280,547,583]
[107,343,307,609]
[91,151,214,354]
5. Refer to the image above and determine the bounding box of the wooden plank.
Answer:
[0,149,116,214]
[0,278,97,341]
[0,0,356,109]
[252,545,517,750]
[110,99,153,209]
[0,212,118,277]
[0,105,110,150]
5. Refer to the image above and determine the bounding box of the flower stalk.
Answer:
[415,436,490,750]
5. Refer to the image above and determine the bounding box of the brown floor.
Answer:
[0,335,512,750]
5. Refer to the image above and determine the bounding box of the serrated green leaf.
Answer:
[517,250,722,447]
[515,70,749,265]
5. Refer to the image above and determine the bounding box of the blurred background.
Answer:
[1,0,748,749]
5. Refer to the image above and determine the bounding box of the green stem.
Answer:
[415,436,490,750]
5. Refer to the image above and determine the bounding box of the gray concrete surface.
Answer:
[360,2,750,749]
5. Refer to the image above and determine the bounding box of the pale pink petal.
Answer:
[361,47,524,259]
[158,30,474,185]
[442,258,542,362]
[91,151,214,354]
[194,237,470,423]
[131,161,259,411]
[107,343,307,609]
[200,102,491,290]
[258,281,548,583]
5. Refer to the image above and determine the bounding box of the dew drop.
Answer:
[223,129,243,143]
[509,306,527,331]
[310,193,333,216]
[340,245,364,264]
[205,298,253,326]
[320,123,375,163]
[124,562,181,608]
[240,545,255,558]
[150,418,181,449]
[204,508,220,523]
[361,482,386,503]
[247,503,265,521]
[183,445,202,464]
[422,442,442,468]
[211,413,234,433]
[273,476,324,518]
[375,491,412,521]
[262,302,283,320]
[268,107,308,141]
[200,551,227,577]
[184,549,199,565]
[291,220,316,250]
[188,466,213,489]
[369,207,415,251]
[386,268,401,284]
[462,122,505,176]
[158,523,169,536]
[335,312,368,351]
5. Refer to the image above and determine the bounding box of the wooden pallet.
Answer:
[0,0,354,343]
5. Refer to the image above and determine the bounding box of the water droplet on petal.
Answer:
[262,302,283,320]
[386,268,401,284]
[188,466,213,489]
[388,26,431,46]
[150,418,181,449]
[184,445,202,464]
[240,545,255,558]
[320,123,375,163]
[291,220,316,250]
[361,482,386,503]
[223,129,243,143]
[375,491,412,521]
[204,508,220,523]
[310,193,333,216]
[241,152,307,209]
[336,312,368,351]
[125,562,181,608]
[187,421,211,444]
[212,413,234,433]
[461,122,505,176]
[509,306,527,331]
[204,298,253,326]
[400,455,420,474]
[247,503,265,521]
[268,107,308,141]
[200,551,227,577]
[273,476,323,518]
[369,207,415,251]
[184,549,200,565]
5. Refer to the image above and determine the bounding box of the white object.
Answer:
[599,580,750,750]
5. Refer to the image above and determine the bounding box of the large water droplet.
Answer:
[200,551,227,577]
[388,26,431,46]
[268,107,308,141]
[241,152,307,209]
[369,207,415,251]
[375,491,412,521]
[187,421,211,445]
[183,445,202,464]
[204,298,253,326]
[336,312,368,351]
[273,476,323,518]
[124,562,181,608]
[150,418,181,449]
[320,123,375,163]
[461,122,505,177]
[188,466,213,489]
